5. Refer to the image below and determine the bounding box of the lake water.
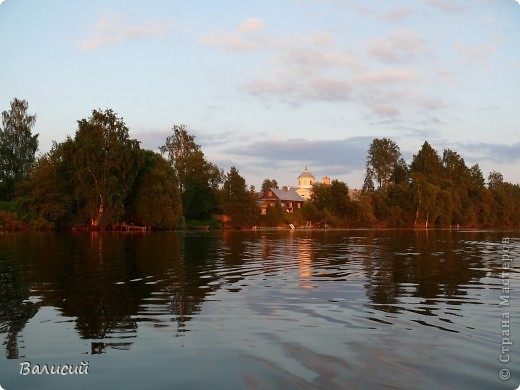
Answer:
[0,229,519,389]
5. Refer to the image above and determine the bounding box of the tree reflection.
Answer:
[0,234,39,359]
[0,231,227,357]
[363,230,488,315]
[0,229,501,359]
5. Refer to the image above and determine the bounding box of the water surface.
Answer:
[0,229,519,389]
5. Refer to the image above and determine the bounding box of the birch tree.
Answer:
[71,109,141,227]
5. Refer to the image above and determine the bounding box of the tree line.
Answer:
[0,98,519,229]
[0,99,259,229]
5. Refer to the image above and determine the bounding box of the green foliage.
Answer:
[222,166,259,228]
[366,138,401,190]
[160,124,222,220]
[302,202,320,223]
[1,98,518,231]
[70,109,142,227]
[307,180,356,226]
[488,171,503,190]
[330,180,352,218]
[261,179,279,193]
[128,151,182,229]
[183,176,216,220]
[311,182,334,212]
[263,200,285,227]
[410,141,444,185]
[17,143,75,228]
[353,194,376,227]
[0,98,38,200]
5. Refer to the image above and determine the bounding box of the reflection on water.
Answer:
[0,229,519,388]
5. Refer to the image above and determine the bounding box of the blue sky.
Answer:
[1,0,519,189]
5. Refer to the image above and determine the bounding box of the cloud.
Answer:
[380,7,415,22]
[427,0,466,13]
[202,19,443,120]
[199,17,264,52]
[368,28,428,64]
[238,18,264,33]
[78,12,174,50]
[199,32,258,52]
[457,142,520,163]
[453,42,497,65]
[225,136,372,169]
[354,4,414,22]
[353,69,418,84]
[276,46,364,74]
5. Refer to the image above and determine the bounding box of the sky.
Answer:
[1,0,519,190]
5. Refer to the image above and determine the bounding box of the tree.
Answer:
[0,98,38,200]
[264,200,285,227]
[330,180,353,219]
[354,193,376,227]
[469,164,485,195]
[222,166,259,228]
[129,151,182,228]
[310,182,334,212]
[261,179,279,193]
[410,141,444,185]
[411,172,441,228]
[362,166,375,192]
[393,158,410,186]
[488,171,503,190]
[18,141,75,227]
[160,125,222,219]
[366,138,401,190]
[183,176,216,220]
[71,109,142,227]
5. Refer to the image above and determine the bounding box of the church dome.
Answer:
[297,167,315,180]
[297,167,316,194]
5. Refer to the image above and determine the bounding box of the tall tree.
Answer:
[311,182,334,212]
[71,109,142,227]
[128,151,182,228]
[160,125,222,219]
[330,179,352,218]
[0,98,38,200]
[18,141,75,227]
[222,166,259,228]
[410,141,444,185]
[366,138,401,190]
[160,125,200,193]
[362,166,375,192]
[488,171,503,190]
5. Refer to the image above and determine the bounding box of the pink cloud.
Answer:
[78,13,174,51]
[368,28,427,64]
[238,18,264,34]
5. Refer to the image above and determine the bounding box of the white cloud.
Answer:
[199,32,258,52]
[368,28,428,64]
[353,69,418,84]
[427,0,466,13]
[453,42,497,65]
[238,18,264,33]
[202,18,444,120]
[380,7,415,22]
[199,17,264,52]
[78,12,174,50]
